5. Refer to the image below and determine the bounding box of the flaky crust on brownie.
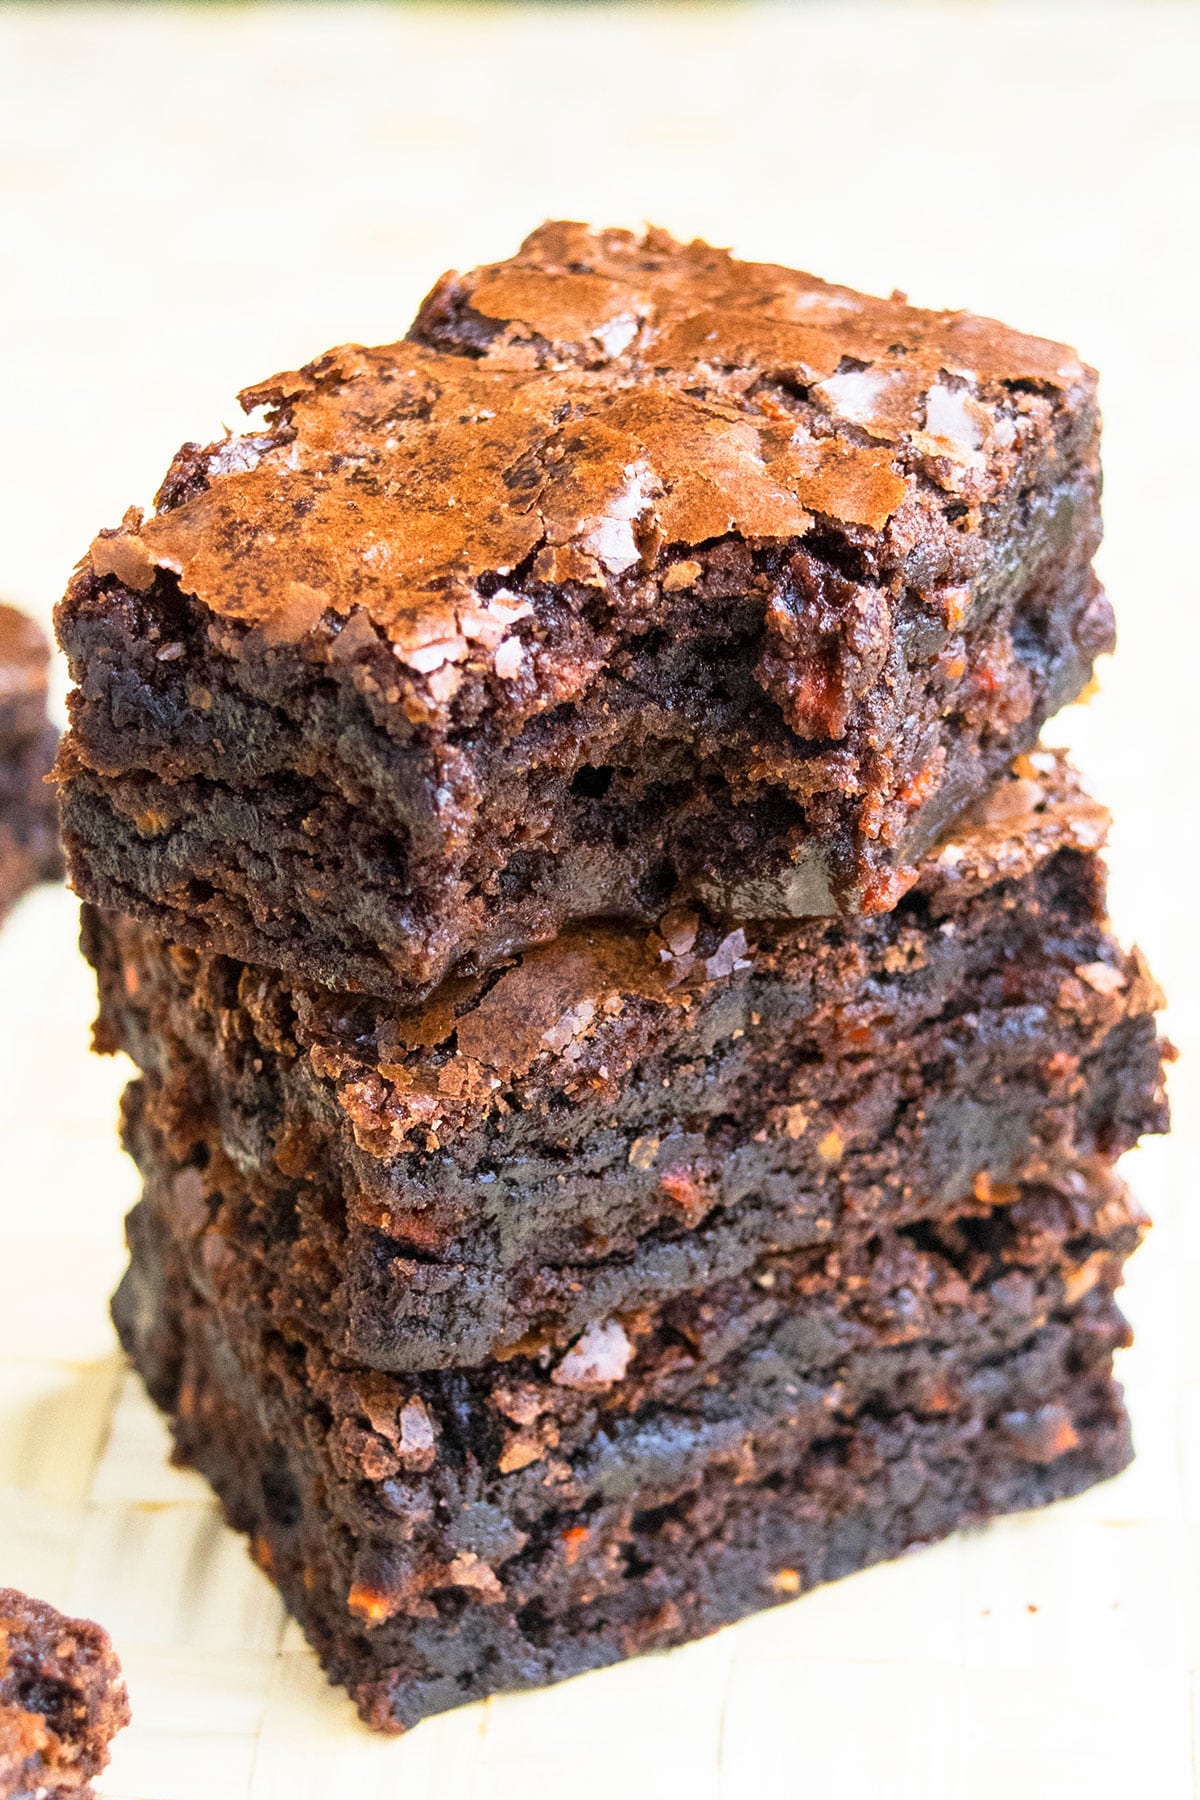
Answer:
[57,224,1111,996]
[103,220,1098,642]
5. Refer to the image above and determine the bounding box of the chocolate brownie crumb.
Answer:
[0,1588,128,1799]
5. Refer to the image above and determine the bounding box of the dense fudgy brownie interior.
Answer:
[90,752,1169,1368]
[116,1165,1137,1731]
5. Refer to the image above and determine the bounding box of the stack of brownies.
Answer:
[55,224,1170,1732]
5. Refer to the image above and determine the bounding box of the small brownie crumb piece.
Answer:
[0,604,62,922]
[57,222,1110,1001]
[0,1588,128,1799]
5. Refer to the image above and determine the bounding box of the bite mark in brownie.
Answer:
[57,222,1111,1000]
[0,604,62,922]
[89,754,1170,1369]
[0,1588,128,1799]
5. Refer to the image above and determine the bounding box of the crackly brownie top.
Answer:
[112,751,1155,1168]
[0,603,50,709]
[0,1586,129,1796]
[83,222,1095,700]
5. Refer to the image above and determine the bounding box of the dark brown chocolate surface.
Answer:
[100,222,1092,637]
[57,224,1110,997]
[0,1587,128,1799]
[116,1160,1137,1731]
[90,753,1170,1370]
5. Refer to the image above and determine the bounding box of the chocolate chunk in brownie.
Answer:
[57,222,1110,1001]
[114,1162,1140,1732]
[0,1588,128,1798]
[0,604,62,921]
[89,753,1170,1370]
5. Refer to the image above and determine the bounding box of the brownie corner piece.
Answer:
[57,222,1108,999]
[0,1586,129,1797]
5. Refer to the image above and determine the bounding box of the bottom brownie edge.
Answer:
[203,1369,1130,1735]
[114,1207,1134,1733]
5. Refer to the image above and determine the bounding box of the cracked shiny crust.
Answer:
[57,223,1110,978]
[89,221,1094,680]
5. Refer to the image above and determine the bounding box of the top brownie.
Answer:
[56,222,1110,1001]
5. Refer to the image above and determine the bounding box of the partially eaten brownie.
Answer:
[57,222,1110,1002]
[59,220,1164,1738]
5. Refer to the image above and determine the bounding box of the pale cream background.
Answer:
[0,3,1197,1795]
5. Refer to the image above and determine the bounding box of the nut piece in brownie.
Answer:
[0,604,62,921]
[0,1588,128,1799]
[89,753,1170,1370]
[57,222,1110,1001]
[115,1163,1140,1732]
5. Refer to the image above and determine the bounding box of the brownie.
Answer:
[0,604,62,922]
[115,1163,1140,1731]
[56,222,1111,1003]
[0,1588,128,1799]
[89,753,1169,1370]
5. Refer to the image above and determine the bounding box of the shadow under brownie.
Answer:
[90,753,1169,1370]
[115,1161,1141,1732]
[57,221,1110,1003]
